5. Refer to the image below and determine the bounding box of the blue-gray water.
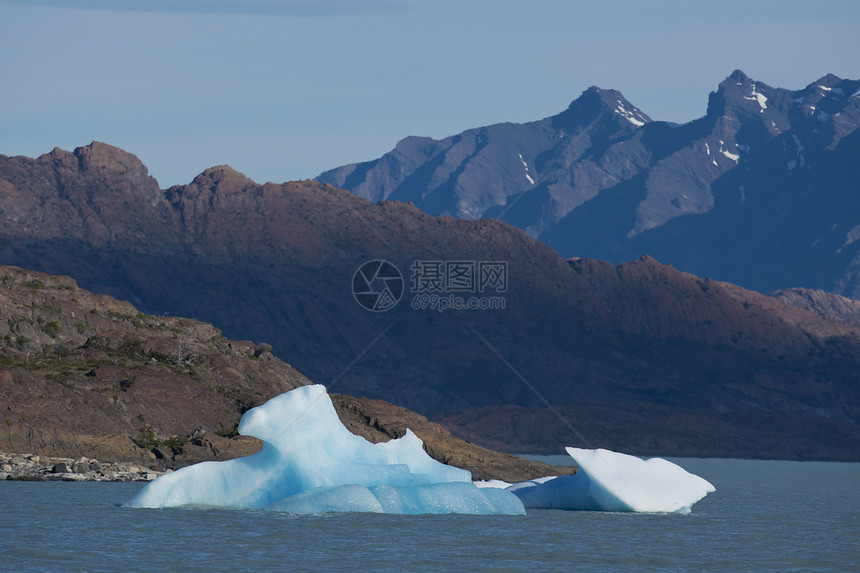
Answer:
[1,458,858,572]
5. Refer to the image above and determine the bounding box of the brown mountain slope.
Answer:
[0,265,565,482]
[1,142,859,460]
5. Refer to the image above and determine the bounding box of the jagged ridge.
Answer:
[319,71,860,297]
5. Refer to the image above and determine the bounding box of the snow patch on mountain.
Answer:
[744,83,768,112]
[719,140,740,163]
[818,84,843,96]
[518,153,535,185]
[615,100,647,127]
[792,135,806,167]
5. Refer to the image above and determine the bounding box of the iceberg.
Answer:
[124,384,525,515]
[504,447,715,513]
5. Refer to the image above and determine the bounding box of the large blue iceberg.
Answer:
[483,448,715,514]
[125,385,714,515]
[124,384,525,515]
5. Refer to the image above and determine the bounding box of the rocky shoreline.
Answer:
[1,452,167,482]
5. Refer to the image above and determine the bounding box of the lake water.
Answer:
[1,458,858,572]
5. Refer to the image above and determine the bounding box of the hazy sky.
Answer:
[2,0,859,187]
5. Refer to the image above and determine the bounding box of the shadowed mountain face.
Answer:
[2,142,860,460]
[319,71,860,297]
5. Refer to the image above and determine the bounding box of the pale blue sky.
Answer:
[2,0,859,187]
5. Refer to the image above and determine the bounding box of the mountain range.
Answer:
[318,70,860,297]
[1,142,859,460]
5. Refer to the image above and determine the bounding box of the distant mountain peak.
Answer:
[189,165,256,192]
[317,70,860,299]
[794,73,860,108]
[708,70,775,118]
[74,141,149,175]
[728,69,751,83]
[814,72,844,88]
[715,69,766,93]
[557,85,651,129]
[24,141,151,181]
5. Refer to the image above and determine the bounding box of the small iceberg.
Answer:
[124,384,525,515]
[490,448,715,514]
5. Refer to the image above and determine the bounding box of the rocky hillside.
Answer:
[0,265,565,482]
[1,143,860,460]
[319,71,860,298]
[770,287,860,328]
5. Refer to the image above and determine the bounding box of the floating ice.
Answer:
[501,448,714,514]
[124,385,524,515]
